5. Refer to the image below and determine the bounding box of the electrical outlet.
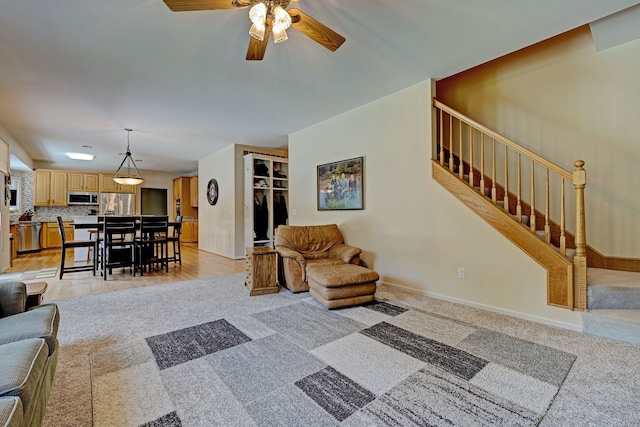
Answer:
[458,267,466,279]
[292,209,297,215]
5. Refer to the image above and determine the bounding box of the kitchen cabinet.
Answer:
[181,220,198,243]
[34,170,68,206]
[98,173,134,193]
[190,176,198,207]
[68,172,99,192]
[42,221,73,249]
[173,177,198,217]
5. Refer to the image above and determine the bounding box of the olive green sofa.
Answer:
[0,282,59,427]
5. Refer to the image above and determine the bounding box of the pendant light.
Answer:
[113,128,144,186]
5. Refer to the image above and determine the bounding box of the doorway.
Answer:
[141,188,168,216]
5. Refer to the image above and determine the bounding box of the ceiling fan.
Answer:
[163,0,346,60]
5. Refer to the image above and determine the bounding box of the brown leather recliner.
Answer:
[274,224,362,292]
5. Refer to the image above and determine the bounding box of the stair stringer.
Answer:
[433,160,574,309]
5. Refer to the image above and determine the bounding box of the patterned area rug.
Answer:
[80,279,576,426]
[0,267,57,282]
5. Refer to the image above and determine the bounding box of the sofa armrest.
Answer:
[275,246,305,264]
[0,282,27,318]
[328,244,362,264]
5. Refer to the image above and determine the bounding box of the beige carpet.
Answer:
[44,274,640,426]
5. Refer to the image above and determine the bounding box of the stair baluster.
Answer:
[503,146,509,212]
[545,168,551,243]
[468,127,474,187]
[491,138,497,203]
[439,109,445,166]
[449,114,454,173]
[480,134,486,196]
[458,120,464,180]
[530,160,536,233]
[516,154,522,222]
[560,178,566,255]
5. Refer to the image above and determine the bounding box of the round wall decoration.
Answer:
[207,178,219,205]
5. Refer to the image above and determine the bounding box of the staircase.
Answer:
[432,99,640,346]
[583,268,640,346]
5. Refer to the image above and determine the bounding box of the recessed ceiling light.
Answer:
[67,152,95,161]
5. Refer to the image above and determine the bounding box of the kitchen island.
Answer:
[72,216,98,262]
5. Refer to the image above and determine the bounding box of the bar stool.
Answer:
[57,217,97,279]
[167,216,182,265]
[135,216,169,275]
[100,216,136,280]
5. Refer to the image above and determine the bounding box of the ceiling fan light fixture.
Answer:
[249,3,267,40]
[271,5,291,44]
[249,22,265,41]
[273,5,291,30]
[272,26,288,43]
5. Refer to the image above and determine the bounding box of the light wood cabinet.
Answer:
[98,173,134,193]
[68,172,99,192]
[42,222,73,249]
[190,176,198,207]
[245,247,278,295]
[34,170,68,206]
[180,220,198,243]
[173,177,198,217]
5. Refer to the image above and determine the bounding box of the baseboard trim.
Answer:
[377,280,583,332]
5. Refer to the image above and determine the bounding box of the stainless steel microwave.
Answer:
[68,191,99,205]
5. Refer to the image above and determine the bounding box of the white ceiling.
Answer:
[1,0,639,174]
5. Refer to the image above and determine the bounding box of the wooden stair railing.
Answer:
[433,99,587,310]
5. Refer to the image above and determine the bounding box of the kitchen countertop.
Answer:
[12,216,199,224]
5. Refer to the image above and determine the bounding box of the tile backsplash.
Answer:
[34,205,99,222]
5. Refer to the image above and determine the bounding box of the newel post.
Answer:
[573,160,587,310]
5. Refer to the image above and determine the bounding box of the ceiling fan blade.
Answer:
[163,0,239,12]
[246,19,272,60]
[288,8,345,52]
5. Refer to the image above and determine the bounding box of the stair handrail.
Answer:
[433,99,572,180]
[433,98,587,309]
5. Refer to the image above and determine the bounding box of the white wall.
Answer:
[198,145,237,258]
[437,26,640,257]
[0,123,33,170]
[199,144,288,259]
[0,123,32,271]
[289,80,581,329]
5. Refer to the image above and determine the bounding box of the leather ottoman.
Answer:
[307,263,378,309]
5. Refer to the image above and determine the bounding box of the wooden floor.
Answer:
[6,244,246,301]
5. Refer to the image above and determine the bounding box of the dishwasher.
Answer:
[17,222,43,254]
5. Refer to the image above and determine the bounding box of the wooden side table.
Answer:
[25,281,48,309]
[245,247,278,296]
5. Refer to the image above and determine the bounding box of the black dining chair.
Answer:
[166,216,182,265]
[135,216,169,275]
[57,217,97,279]
[99,216,137,280]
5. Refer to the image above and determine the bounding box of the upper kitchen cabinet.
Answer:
[68,172,99,192]
[34,169,68,206]
[190,176,198,207]
[173,176,197,217]
[98,173,134,193]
